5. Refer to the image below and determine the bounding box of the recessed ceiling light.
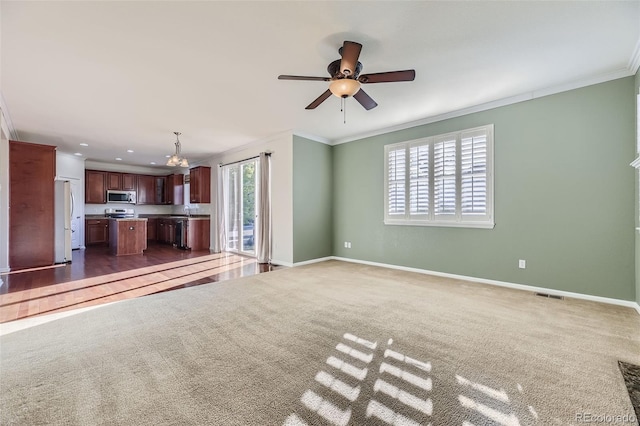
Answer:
[74,152,82,156]
[127,149,134,153]
[165,155,171,158]
[79,143,89,147]
[115,158,122,161]
[150,162,156,165]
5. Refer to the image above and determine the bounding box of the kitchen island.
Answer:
[109,218,148,256]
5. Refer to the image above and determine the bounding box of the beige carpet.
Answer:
[1,260,638,425]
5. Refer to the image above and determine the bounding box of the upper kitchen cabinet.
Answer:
[106,172,122,190]
[136,175,155,205]
[154,176,166,204]
[122,173,136,191]
[9,141,56,269]
[86,170,107,204]
[166,173,184,205]
[106,172,136,191]
[189,166,211,203]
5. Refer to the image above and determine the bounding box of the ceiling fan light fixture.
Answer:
[329,78,361,98]
[166,131,189,167]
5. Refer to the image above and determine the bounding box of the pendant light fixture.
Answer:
[166,131,189,167]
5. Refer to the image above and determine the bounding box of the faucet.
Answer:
[184,206,191,217]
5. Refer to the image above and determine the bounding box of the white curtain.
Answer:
[256,153,271,264]
[214,166,228,253]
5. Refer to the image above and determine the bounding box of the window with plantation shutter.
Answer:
[384,124,494,228]
[387,147,406,216]
[409,144,429,216]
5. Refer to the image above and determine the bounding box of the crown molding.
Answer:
[629,36,640,74]
[291,130,331,145]
[0,92,18,141]
[331,68,635,146]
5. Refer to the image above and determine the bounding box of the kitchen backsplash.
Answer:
[84,203,173,215]
[171,203,213,216]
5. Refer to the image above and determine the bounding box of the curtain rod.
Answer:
[218,151,271,168]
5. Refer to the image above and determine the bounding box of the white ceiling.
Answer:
[2,1,639,167]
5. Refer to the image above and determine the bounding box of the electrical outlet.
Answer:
[344,242,348,248]
[518,259,526,269]
[347,242,352,249]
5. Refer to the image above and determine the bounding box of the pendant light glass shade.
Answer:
[166,132,189,167]
[329,78,361,98]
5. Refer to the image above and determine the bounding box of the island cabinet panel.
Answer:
[189,166,211,203]
[109,219,147,256]
[122,173,136,191]
[136,175,155,205]
[85,170,107,204]
[9,141,56,269]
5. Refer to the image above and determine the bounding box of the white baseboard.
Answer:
[271,259,293,267]
[293,256,333,267]
[324,256,640,315]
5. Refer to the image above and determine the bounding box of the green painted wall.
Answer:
[292,135,333,263]
[635,68,640,305]
[332,77,636,300]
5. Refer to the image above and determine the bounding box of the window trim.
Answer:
[384,124,495,229]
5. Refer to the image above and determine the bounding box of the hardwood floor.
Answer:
[0,243,280,323]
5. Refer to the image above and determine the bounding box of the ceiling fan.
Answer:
[278,41,416,111]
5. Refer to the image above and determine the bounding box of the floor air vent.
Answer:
[535,292,564,300]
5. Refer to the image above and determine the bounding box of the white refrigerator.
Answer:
[54,180,72,263]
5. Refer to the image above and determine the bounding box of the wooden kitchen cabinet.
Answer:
[136,175,155,205]
[9,141,56,269]
[86,219,109,245]
[85,170,107,204]
[106,172,136,191]
[109,219,147,256]
[187,219,210,251]
[157,219,175,244]
[155,176,166,204]
[166,173,184,205]
[122,173,136,190]
[146,218,157,241]
[106,172,122,190]
[189,166,211,203]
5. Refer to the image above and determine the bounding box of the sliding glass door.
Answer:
[224,160,258,256]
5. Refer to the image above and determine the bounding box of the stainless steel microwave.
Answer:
[107,190,136,204]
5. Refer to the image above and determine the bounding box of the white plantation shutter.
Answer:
[461,130,487,216]
[434,136,457,217]
[383,124,493,228]
[409,144,429,216]
[386,146,406,217]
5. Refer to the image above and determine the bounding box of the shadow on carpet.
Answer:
[619,361,640,421]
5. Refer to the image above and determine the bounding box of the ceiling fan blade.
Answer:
[339,41,362,77]
[353,89,378,110]
[278,75,331,82]
[358,70,416,84]
[305,89,332,110]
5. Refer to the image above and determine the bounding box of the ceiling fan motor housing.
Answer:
[328,59,363,79]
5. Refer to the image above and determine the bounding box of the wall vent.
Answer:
[535,292,564,300]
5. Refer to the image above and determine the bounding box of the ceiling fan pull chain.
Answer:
[341,97,347,124]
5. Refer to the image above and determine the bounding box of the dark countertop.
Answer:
[139,214,210,221]
[86,214,210,220]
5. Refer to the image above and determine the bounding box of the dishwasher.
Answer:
[174,219,189,250]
